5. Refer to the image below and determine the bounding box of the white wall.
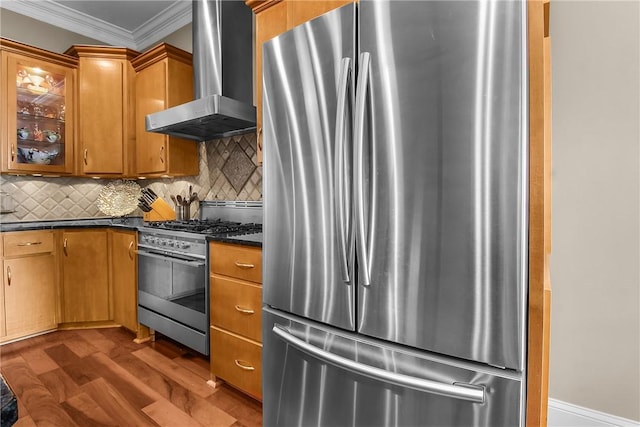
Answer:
[549,1,640,421]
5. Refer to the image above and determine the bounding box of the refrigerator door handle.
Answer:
[335,57,352,284]
[354,51,371,287]
[272,325,485,403]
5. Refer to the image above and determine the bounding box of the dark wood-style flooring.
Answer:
[0,327,262,427]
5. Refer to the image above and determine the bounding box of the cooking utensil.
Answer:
[176,195,184,205]
[171,195,178,206]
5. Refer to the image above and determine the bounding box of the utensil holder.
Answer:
[176,205,190,221]
[143,198,176,221]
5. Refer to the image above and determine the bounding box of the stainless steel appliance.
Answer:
[262,2,528,426]
[137,201,262,355]
[146,0,256,141]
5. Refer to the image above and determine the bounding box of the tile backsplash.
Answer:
[0,134,262,222]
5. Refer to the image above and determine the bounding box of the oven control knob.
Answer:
[181,242,190,249]
[167,241,174,247]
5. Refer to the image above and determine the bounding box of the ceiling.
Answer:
[1,0,192,51]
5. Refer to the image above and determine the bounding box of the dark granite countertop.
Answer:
[206,233,262,248]
[0,218,261,247]
[0,217,144,233]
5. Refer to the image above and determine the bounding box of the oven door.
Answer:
[137,248,209,353]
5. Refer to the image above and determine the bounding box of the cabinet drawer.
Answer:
[3,230,54,256]
[211,326,262,400]
[210,242,261,283]
[211,275,261,342]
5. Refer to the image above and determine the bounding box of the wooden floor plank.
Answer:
[88,352,161,409]
[20,347,59,375]
[63,333,101,358]
[74,329,119,356]
[1,329,262,427]
[133,347,216,398]
[0,355,79,427]
[81,377,160,427]
[206,384,263,427]
[44,343,83,368]
[38,368,83,403]
[61,391,119,427]
[114,352,237,427]
[12,415,37,427]
[173,353,212,381]
[142,400,208,427]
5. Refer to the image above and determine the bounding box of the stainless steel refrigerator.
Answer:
[262,1,528,425]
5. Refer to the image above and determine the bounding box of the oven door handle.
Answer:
[137,249,206,267]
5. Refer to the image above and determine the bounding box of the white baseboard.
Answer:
[548,399,640,427]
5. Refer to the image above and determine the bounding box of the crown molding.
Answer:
[133,1,192,51]
[0,0,192,51]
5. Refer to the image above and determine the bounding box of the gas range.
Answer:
[138,200,263,257]
[136,200,262,356]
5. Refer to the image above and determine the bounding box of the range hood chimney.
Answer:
[146,0,256,141]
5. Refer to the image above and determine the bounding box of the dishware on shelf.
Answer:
[28,75,45,87]
[16,147,59,164]
[44,130,61,143]
[17,128,29,140]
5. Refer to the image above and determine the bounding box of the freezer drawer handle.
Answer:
[234,359,255,371]
[272,325,485,403]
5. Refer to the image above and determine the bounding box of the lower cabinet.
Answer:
[109,229,137,332]
[60,229,109,323]
[210,242,262,400]
[1,230,58,342]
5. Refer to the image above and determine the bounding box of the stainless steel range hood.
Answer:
[146,0,256,141]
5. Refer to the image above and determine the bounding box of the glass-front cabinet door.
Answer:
[2,51,75,174]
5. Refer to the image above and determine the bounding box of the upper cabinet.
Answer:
[247,0,353,164]
[132,44,199,177]
[1,38,77,175]
[65,45,139,177]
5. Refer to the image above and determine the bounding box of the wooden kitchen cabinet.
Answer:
[247,0,352,164]
[1,230,58,343]
[65,46,139,177]
[60,229,110,324]
[109,229,137,332]
[210,241,262,400]
[132,44,198,177]
[0,38,77,175]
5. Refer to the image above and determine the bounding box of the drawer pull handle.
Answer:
[234,305,255,315]
[234,261,255,269]
[128,241,134,260]
[234,359,255,371]
[63,238,68,256]
[17,241,43,247]
[83,149,88,165]
[7,266,11,286]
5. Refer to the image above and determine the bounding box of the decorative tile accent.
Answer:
[0,133,262,222]
[221,144,256,193]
